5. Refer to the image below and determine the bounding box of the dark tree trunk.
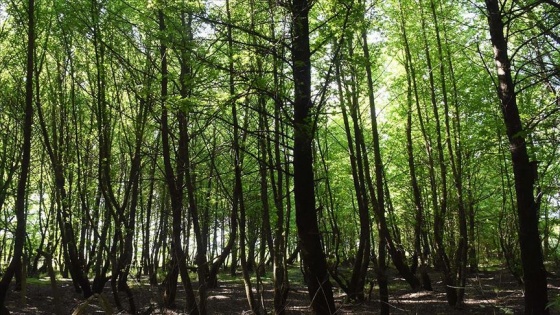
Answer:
[0,0,34,312]
[35,25,93,301]
[225,1,258,311]
[291,0,336,313]
[397,0,433,291]
[430,0,468,303]
[336,54,370,300]
[158,9,199,313]
[485,1,549,313]
[467,188,478,273]
[142,147,157,280]
[418,0,457,305]
[268,5,289,309]
[178,11,208,314]
[362,23,423,293]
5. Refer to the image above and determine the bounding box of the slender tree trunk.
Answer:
[178,10,208,314]
[224,1,258,311]
[485,1,549,313]
[350,48,389,315]
[158,9,199,313]
[35,29,93,300]
[362,17,422,293]
[0,0,34,312]
[143,145,157,279]
[418,0,457,305]
[336,53,370,300]
[158,9,177,308]
[398,0,433,290]
[250,0,274,285]
[403,1,442,291]
[429,0,468,303]
[268,3,289,309]
[467,179,478,273]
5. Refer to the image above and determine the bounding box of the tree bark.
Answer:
[226,0,258,311]
[430,0,467,303]
[397,0,433,291]
[268,3,289,310]
[158,9,199,313]
[336,52,370,300]
[418,0,457,305]
[291,0,336,313]
[0,0,34,312]
[485,1,549,313]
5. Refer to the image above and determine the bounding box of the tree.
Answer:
[0,0,34,312]
[484,0,549,313]
[0,0,557,313]
[158,6,199,312]
[291,0,336,313]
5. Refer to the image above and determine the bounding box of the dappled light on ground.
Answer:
[4,268,559,314]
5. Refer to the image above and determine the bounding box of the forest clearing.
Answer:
[0,0,558,313]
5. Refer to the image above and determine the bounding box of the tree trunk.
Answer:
[418,0,457,305]
[336,53,370,300]
[291,1,336,313]
[485,1,549,313]
[362,19,422,293]
[429,0,468,303]
[225,1,258,311]
[34,22,93,300]
[268,3,289,309]
[398,0,431,291]
[178,10,208,314]
[158,9,199,313]
[0,0,34,311]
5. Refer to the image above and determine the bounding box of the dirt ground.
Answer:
[4,268,560,314]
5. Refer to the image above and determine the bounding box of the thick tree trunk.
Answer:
[291,1,336,313]
[485,1,549,313]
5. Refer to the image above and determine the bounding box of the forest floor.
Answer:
[4,267,560,314]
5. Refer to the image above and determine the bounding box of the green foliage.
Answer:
[0,0,557,311]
